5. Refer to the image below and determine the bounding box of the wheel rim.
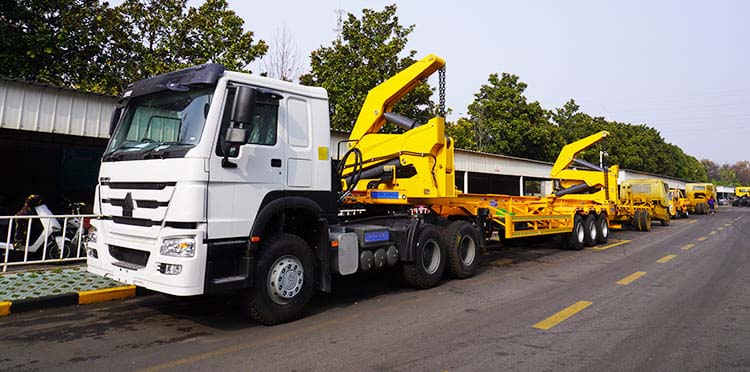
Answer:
[601,219,609,238]
[576,223,584,243]
[459,235,476,266]
[421,239,441,275]
[267,255,304,305]
[589,221,597,241]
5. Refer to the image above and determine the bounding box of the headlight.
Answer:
[160,237,196,257]
[88,227,98,244]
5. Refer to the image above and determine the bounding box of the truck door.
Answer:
[208,85,285,238]
[284,97,314,190]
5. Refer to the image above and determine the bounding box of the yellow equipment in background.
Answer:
[686,183,716,214]
[669,188,690,218]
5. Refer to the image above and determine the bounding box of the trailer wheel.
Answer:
[441,221,480,279]
[402,225,446,289]
[566,215,585,251]
[240,234,315,325]
[595,214,609,244]
[583,214,597,247]
[643,212,652,232]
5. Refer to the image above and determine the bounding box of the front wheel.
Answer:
[402,225,446,289]
[240,234,315,325]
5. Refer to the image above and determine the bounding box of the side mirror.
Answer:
[231,86,257,125]
[222,86,257,169]
[109,107,123,136]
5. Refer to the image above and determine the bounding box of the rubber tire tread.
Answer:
[441,221,481,279]
[643,212,652,231]
[402,225,446,289]
[633,209,641,231]
[567,215,585,251]
[583,214,597,247]
[241,234,315,326]
[595,213,608,244]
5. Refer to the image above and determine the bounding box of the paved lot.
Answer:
[1,208,748,371]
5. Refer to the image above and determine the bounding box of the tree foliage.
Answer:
[447,74,708,180]
[300,4,434,132]
[449,73,564,161]
[0,0,267,95]
[702,159,750,186]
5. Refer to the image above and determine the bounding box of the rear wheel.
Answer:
[240,234,315,325]
[402,225,446,289]
[643,212,652,232]
[583,214,597,247]
[595,213,609,244]
[566,215,585,251]
[441,221,480,279]
[633,210,643,231]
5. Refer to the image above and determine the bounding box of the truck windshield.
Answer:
[103,87,214,161]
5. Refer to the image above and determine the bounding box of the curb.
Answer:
[0,285,137,317]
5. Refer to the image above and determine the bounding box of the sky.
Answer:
[229,0,749,164]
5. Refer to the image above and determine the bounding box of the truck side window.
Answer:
[216,87,280,157]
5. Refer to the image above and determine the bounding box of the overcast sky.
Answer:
[231,0,748,164]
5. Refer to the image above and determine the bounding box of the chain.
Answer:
[438,67,446,117]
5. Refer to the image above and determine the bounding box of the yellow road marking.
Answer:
[533,301,593,331]
[709,231,717,235]
[681,243,695,251]
[687,220,698,224]
[78,285,136,305]
[592,239,631,251]
[0,301,10,317]
[616,271,646,285]
[697,236,707,241]
[657,254,677,263]
[717,227,724,231]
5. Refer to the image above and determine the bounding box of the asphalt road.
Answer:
[2,208,748,372]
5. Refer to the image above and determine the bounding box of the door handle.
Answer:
[271,158,282,167]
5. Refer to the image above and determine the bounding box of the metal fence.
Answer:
[1,214,95,273]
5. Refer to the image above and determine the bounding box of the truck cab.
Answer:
[87,64,337,300]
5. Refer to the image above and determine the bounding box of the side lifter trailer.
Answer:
[88,54,619,324]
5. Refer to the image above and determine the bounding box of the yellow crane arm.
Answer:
[550,130,609,178]
[348,54,446,142]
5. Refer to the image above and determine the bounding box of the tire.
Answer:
[402,224,446,289]
[583,214,597,247]
[643,212,652,232]
[441,221,481,279]
[48,237,73,259]
[566,215,585,251]
[660,215,670,226]
[240,234,315,325]
[595,213,609,244]
[633,209,642,231]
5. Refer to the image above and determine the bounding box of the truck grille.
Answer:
[109,245,150,267]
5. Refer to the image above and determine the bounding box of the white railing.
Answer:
[1,214,96,273]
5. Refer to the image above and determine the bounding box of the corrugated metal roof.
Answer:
[0,78,117,139]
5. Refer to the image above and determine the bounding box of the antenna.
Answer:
[334,5,344,41]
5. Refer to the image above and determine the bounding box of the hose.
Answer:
[337,146,363,203]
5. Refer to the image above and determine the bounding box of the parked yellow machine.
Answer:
[613,179,671,230]
[669,188,690,218]
[686,183,716,214]
[736,187,750,197]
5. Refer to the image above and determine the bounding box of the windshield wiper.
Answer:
[141,143,195,159]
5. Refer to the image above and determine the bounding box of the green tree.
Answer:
[450,73,563,161]
[115,0,267,89]
[0,0,121,93]
[0,0,267,95]
[300,4,434,132]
